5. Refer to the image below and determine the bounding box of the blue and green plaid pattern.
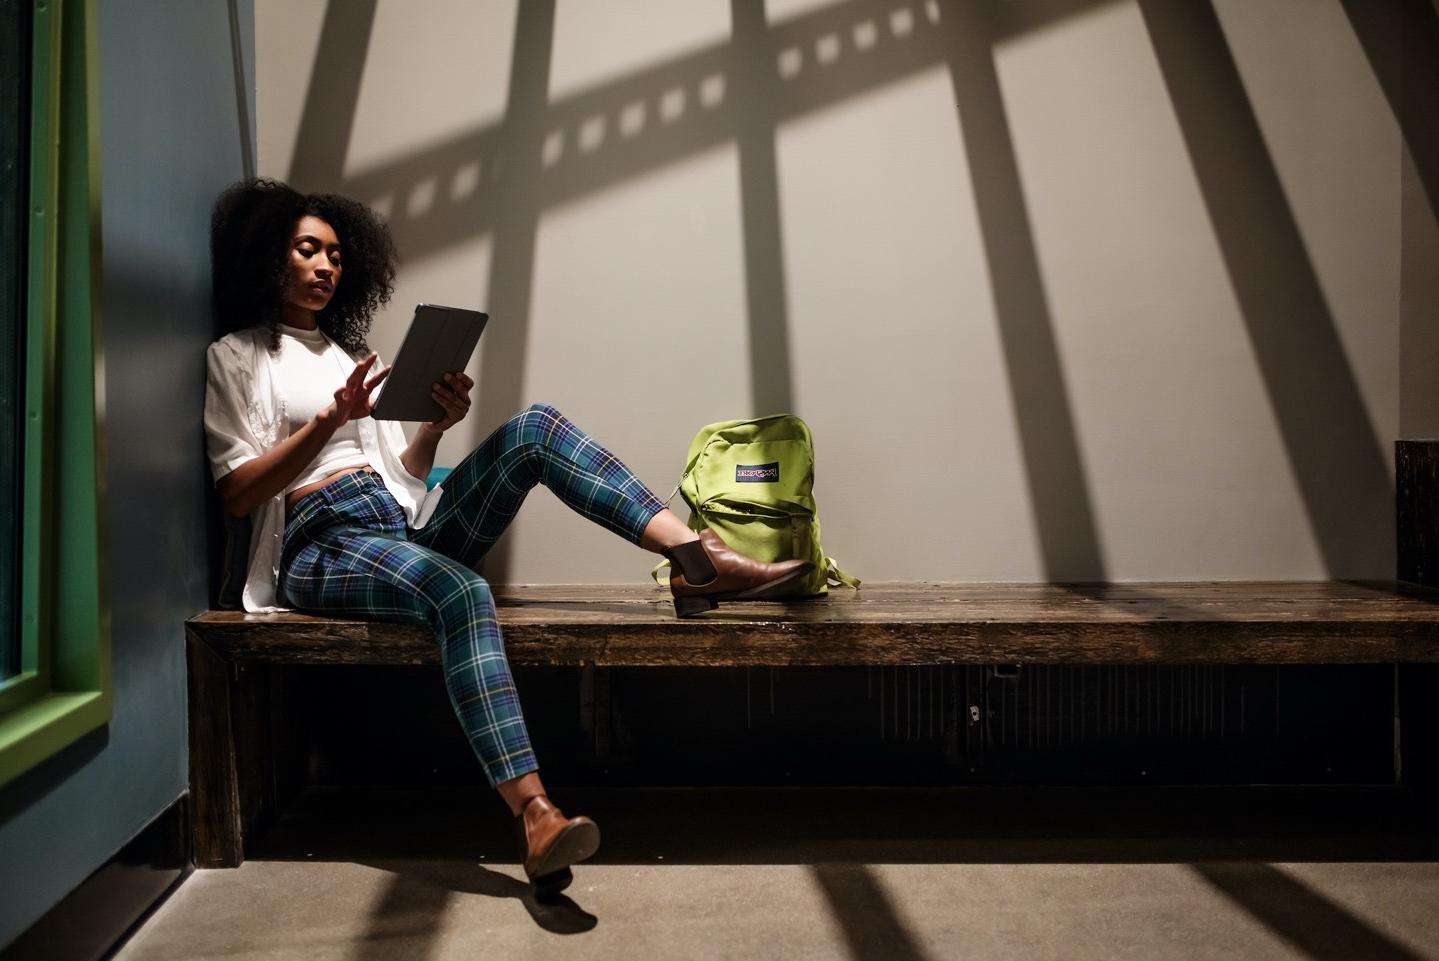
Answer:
[279,403,666,786]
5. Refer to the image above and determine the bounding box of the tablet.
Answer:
[371,304,488,421]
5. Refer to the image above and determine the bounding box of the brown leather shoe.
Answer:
[664,528,814,618]
[513,795,601,897]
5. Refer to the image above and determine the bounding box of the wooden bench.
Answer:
[185,580,1439,867]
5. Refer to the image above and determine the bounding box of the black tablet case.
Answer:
[372,304,487,421]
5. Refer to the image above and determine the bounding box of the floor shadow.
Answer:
[353,858,598,939]
[1191,861,1429,961]
[941,0,1108,581]
[348,867,451,961]
[811,863,932,961]
[1136,0,1395,579]
[285,0,377,192]
[1339,0,1439,224]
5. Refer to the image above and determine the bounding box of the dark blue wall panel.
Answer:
[0,0,253,946]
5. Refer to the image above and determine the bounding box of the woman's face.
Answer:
[283,215,343,314]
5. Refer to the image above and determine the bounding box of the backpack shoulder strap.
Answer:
[825,556,861,590]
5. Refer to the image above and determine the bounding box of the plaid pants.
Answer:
[279,403,667,786]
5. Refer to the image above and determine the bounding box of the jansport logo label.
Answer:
[736,462,780,483]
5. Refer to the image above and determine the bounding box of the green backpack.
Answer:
[649,413,860,596]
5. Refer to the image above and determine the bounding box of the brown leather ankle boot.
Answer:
[663,529,814,618]
[513,795,601,897]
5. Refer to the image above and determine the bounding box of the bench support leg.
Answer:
[187,636,308,868]
[187,628,244,867]
[579,665,635,769]
[1397,440,1439,788]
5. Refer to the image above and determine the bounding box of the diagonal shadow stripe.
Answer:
[1339,0,1439,224]
[226,0,255,180]
[811,863,933,961]
[350,869,452,961]
[286,0,377,191]
[1137,0,1394,578]
[942,0,1109,580]
[1191,862,1427,961]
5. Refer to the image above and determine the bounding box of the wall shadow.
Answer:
[335,0,958,260]
[942,0,1108,581]
[988,0,1127,41]
[1339,0,1439,224]
[471,0,556,586]
[731,0,795,418]
[1191,862,1427,961]
[226,0,255,181]
[1136,0,1394,579]
[275,0,1400,585]
[285,0,377,192]
[0,727,108,829]
[284,0,1119,584]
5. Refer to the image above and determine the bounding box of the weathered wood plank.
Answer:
[1399,441,1439,589]
[185,581,1439,666]
[186,627,244,868]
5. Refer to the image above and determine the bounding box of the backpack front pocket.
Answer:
[699,498,814,566]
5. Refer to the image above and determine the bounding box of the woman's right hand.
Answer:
[322,352,392,430]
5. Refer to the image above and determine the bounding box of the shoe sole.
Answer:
[530,819,601,890]
[673,564,814,618]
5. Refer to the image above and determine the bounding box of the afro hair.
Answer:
[210,178,398,355]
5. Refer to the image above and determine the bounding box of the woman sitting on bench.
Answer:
[202,178,811,896]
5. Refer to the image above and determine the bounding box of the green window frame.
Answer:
[0,0,110,789]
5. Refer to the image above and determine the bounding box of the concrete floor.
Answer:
[114,786,1439,961]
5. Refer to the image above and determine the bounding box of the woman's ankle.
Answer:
[640,508,700,554]
[497,771,546,816]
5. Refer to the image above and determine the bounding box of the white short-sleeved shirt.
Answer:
[203,324,446,612]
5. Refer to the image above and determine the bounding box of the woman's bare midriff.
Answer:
[285,464,375,510]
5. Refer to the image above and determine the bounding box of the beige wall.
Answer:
[256,0,1413,584]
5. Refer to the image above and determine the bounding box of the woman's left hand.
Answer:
[427,372,473,433]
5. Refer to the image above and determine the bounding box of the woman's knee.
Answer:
[452,571,494,613]
[424,568,496,629]
[518,401,563,431]
[507,402,566,455]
